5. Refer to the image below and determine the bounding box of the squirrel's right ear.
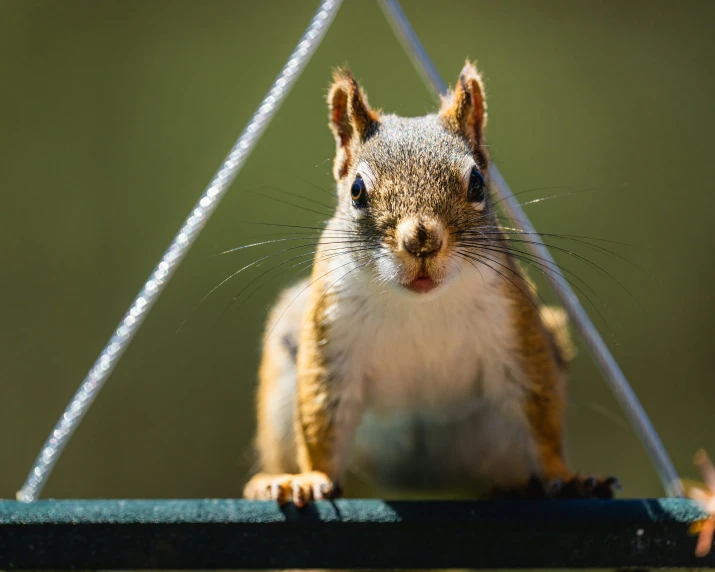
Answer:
[439,60,488,168]
[328,69,379,180]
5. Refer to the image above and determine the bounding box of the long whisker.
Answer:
[460,228,643,271]
[296,174,337,198]
[490,184,575,206]
[235,221,362,234]
[213,236,322,257]
[464,226,635,253]
[312,157,333,169]
[178,239,371,332]
[225,254,333,316]
[497,226,634,247]
[452,250,485,288]
[266,251,380,340]
[464,241,601,302]
[460,242,612,330]
[465,243,608,323]
[220,244,379,323]
[244,188,338,219]
[453,249,548,320]
[214,233,365,257]
[489,185,601,208]
[458,191,601,229]
[299,252,385,335]
[257,184,336,211]
[460,235,636,301]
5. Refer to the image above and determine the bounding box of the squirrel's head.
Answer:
[328,61,492,297]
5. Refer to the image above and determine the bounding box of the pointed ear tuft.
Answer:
[328,68,379,180]
[439,60,488,167]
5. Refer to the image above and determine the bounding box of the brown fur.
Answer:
[505,273,569,480]
[439,60,489,169]
[294,268,337,475]
[328,69,380,179]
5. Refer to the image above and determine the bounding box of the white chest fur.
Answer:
[317,254,535,489]
[323,255,526,416]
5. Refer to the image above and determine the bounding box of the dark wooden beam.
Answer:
[0,498,712,569]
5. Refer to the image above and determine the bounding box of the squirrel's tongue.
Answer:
[406,276,438,294]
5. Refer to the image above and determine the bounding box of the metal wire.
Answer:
[378,0,683,497]
[17,0,343,503]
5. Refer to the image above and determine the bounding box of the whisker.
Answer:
[220,244,379,323]
[257,184,336,211]
[299,252,386,335]
[489,185,601,208]
[235,221,362,234]
[214,233,366,257]
[464,226,635,252]
[497,226,634,247]
[453,249,549,320]
[266,251,381,340]
[243,188,338,219]
[460,191,598,228]
[460,227,643,271]
[213,236,321,258]
[178,239,371,332]
[312,157,333,170]
[468,243,605,313]
[460,235,636,302]
[470,242,602,303]
[460,243,611,330]
[296,174,337,198]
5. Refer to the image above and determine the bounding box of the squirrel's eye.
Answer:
[467,167,485,203]
[351,175,367,208]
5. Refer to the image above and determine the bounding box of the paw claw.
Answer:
[244,471,338,506]
[315,481,333,500]
[606,476,622,490]
[271,482,285,504]
[583,476,597,492]
[292,483,306,507]
[548,478,563,495]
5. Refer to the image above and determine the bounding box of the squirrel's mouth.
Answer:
[405,273,438,294]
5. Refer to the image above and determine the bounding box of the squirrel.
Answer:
[243,61,618,506]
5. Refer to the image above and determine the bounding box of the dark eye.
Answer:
[467,167,485,203]
[351,175,367,208]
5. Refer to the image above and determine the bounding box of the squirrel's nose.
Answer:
[400,220,443,258]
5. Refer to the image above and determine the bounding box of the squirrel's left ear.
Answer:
[439,60,488,167]
[328,69,380,180]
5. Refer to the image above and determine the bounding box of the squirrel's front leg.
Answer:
[245,289,362,507]
[292,348,362,505]
[505,300,618,499]
[519,384,618,499]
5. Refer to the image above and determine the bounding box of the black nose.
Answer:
[402,224,442,258]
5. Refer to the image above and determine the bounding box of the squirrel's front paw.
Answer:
[545,474,621,499]
[243,471,338,507]
[491,474,621,500]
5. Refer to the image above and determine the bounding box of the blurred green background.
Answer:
[1,0,714,501]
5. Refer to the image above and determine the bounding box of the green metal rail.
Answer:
[0,498,712,569]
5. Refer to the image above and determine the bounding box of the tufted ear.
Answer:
[439,60,488,168]
[328,68,380,180]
